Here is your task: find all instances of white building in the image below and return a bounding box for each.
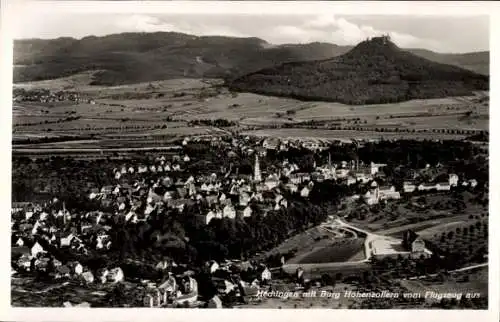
[31,242,45,257]
[436,182,451,191]
[300,187,310,198]
[223,205,236,219]
[403,182,416,193]
[449,174,459,187]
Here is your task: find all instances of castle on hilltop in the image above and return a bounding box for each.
[365,34,391,44]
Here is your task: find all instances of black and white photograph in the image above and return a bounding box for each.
[2,0,497,318]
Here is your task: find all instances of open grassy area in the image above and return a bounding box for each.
[294,238,365,264]
[13,78,488,149]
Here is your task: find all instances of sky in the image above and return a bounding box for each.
[12,13,489,53]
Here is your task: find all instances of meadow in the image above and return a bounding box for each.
[13,78,488,148]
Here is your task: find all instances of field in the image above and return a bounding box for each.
[291,238,365,264]
[13,78,488,151]
[250,226,337,263]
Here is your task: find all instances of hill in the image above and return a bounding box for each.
[14,32,488,86]
[13,33,348,85]
[228,36,489,105]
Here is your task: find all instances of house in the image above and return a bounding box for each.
[285,183,298,194]
[223,205,236,219]
[403,181,416,193]
[354,171,371,184]
[108,267,125,283]
[204,211,216,225]
[300,186,310,198]
[469,179,478,188]
[101,186,113,194]
[378,186,401,200]
[34,258,50,271]
[206,194,218,206]
[363,191,378,205]
[17,254,32,270]
[98,268,109,283]
[208,260,219,274]
[55,265,71,278]
[418,183,437,191]
[411,237,426,253]
[260,266,272,283]
[239,192,251,207]
[16,237,24,247]
[263,138,280,150]
[242,206,253,218]
[449,174,459,186]
[335,168,350,178]
[207,295,223,308]
[25,211,34,220]
[346,176,357,186]
[81,271,95,283]
[436,182,451,191]
[70,262,84,275]
[289,173,311,185]
[264,174,280,190]
[31,242,45,258]
[370,162,387,175]
[61,234,75,247]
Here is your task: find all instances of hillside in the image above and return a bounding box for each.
[14,32,488,86]
[228,36,489,105]
[13,32,348,85]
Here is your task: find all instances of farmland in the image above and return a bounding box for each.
[12,77,488,158]
[291,238,366,264]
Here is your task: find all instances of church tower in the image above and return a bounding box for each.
[254,154,262,182]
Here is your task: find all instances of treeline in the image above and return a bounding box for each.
[261,123,484,136]
[15,115,81,127]
[466,132,489,142]
[12,135,95,145]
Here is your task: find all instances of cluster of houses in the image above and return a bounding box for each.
[88,154,304,226]
[11,134,482,307]
[13,89,95,104]
[83,135,478,225]
[11,204,124,284]
[142,259,272,308]
[403,174,478,193]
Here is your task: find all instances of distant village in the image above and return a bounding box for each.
[13,88,95,104]
[11,135,481,307]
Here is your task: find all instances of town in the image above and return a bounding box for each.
[11,134,488,309]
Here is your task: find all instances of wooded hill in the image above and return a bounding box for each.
[228,36,489,105]
[14,32,488,86]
